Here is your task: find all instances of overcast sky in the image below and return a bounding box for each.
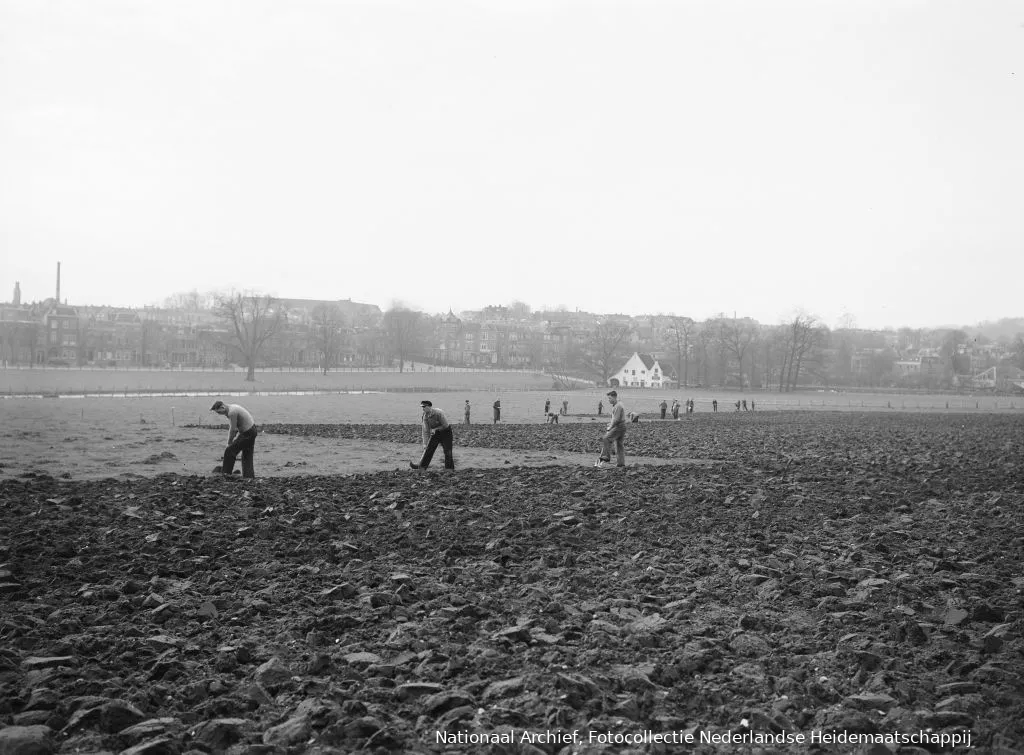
[1,0,1021,330]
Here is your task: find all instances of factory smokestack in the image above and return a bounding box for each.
[56,261,61,303]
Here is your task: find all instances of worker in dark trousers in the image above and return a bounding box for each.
[211,400,258,478]
[411,400,455,470]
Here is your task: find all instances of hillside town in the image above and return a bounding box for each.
[2,274,1023,393]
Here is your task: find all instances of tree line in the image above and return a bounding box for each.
[204,292,1020,388]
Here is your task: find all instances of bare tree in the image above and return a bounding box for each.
[582,322,632,386]
[311,303,346,374]
[867,348,898,387]
[664,316,695,388]
[714,316,759,389]
[779,314,828,392]
[696,323,715,385]
[383,307,422,372]
[2,320,36,366]
[762,328,786,391]
[940,329,968,384]
[216,292,285,381]
[353,328,382,366]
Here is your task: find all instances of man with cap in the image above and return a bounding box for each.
[210,400,258,478]
[411,400,455,470]
[595,389,627,469]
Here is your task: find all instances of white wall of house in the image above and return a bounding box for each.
[609,352,667,388]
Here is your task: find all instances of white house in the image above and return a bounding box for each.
[609,352,671,388]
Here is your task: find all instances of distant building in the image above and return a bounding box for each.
[609,352,669,388]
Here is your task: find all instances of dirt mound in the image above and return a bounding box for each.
[141,451,178,465]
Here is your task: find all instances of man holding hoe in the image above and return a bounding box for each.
[211,400,258,478]
[410,400,455,470]
[595,390,627,469]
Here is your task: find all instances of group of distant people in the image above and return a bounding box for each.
[659,399,696,419]
[542,398,571,423]
[458,398,502,426]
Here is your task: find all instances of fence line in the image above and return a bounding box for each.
[0,364,542,375]
[2,385,559,400]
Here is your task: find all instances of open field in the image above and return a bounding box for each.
[1,404,1022,753]
[0,368,556,396]
[3,368,1024,416]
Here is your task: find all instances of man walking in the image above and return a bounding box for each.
[464,400,471,425]
[211,400,258,478]
[493,399,501,424]
[544,398,550,415]
[595,390,627,469]
[713,399,718,413]
[660,399,668,419]
[411,400,455,470]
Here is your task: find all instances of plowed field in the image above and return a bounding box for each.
[1,412,1021,754]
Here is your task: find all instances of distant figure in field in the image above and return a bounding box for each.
[597,400,603,415]
[735,400,741,412]
[595,390,627,469]
[464,400,471,425]
[742,399,748,412]
[544,398,550,415]
[492,399,501,424]
[671,399,680,419]
[751,400,756,411]
[659,400,668,419]
[562,399,569,416]
[546,411,559,424]
[211,400,258,478]
[410,399,454,470]
[628,411,641,424]
[712,399,718,413]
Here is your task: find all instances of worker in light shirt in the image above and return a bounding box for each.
[595,390,627,469]
[210,400,258,478]
[410,399,455,470]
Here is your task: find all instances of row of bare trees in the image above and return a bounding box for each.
[649,315,827,391]
[215,292,834,389]
[197,291,1021,388]
[215,293,427,381]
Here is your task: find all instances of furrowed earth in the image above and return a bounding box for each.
[1,412,1022,754]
